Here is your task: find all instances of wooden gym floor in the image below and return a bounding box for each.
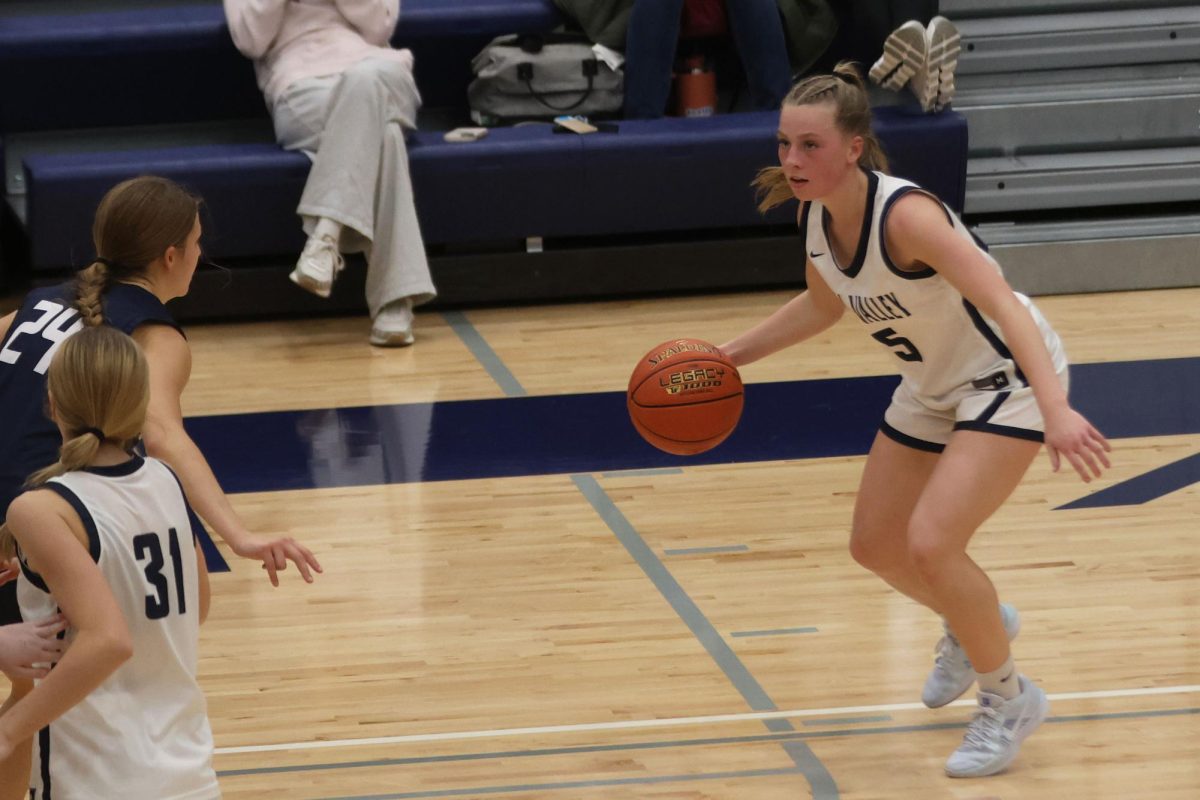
[10,284,1200,798]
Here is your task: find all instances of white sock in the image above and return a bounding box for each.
[977,656,1019,700]
[313,217,342,244]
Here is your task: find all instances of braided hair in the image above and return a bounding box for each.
[76,176,200,326]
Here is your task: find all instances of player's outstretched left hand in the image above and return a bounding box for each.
[1044,406,1111,483]
[232,534,323,586]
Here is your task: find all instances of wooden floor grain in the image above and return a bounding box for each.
[6,286,1198,798]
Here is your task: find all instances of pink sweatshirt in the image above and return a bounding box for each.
[223,0,414,106]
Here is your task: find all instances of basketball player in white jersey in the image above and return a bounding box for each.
[0,175,319,795]
[718,63,1111,778]
[0,326,219,798]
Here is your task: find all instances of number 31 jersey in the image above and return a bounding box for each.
[18,456,219,799]
[803,171,1066,406]
[0,282,182,517]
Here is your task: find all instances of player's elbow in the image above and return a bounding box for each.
[97,624,135,670]
[139,413,184,460]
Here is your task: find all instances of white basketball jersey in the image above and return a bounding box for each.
[804,171,1066,405]
[17,456,219,800]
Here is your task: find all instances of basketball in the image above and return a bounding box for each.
[627,338,744,455]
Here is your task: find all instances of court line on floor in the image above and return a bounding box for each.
[570,473,839,798]
[214,684,1200,755]
[440,311,525,397]
[217,707,1200,780]
[731,627,819,637]
[320,767,806,800]
[663,544,750,556]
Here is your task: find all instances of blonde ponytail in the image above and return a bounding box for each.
[27,431,104,487]
[24,327,150,488]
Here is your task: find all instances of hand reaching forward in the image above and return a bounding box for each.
[0,614,68,679]
[1044,406,1111,482]
[230,534,323,587]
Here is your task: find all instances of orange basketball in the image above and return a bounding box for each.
[627,338,744,455]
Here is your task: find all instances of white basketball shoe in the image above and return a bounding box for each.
[922,603,1021,708]
[945,675,1049,778]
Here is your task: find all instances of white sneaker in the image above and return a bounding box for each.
[945,675,1049,778]
[290,235,344,299]
[369,298,415,347]
[869,20,928,91]
[913,16,961,112]
[922,603,1021,708]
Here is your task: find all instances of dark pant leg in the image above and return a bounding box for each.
[849,0,939,63]
[623,0,685,119]
[892,1,939,26]
[725,0,793,108]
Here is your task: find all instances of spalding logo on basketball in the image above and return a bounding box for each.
[627,338,744,455]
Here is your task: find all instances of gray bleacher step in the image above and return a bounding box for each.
[955,7,1200,74]
[956,91,1200,157]
[965,147,1200,213]
[3,119,275,199]
[977,215,1200,294]
[976,213,1200,244]
[941,0,1196,19]
[954,63,1200,155]
[954,61,1200,105]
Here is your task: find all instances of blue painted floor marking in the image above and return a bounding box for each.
[186,358,1199,495]
[1058,452,1199,509]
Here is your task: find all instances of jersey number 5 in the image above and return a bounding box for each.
[0,300,84,375]
[871,327,924,362]
[134,529,188,619]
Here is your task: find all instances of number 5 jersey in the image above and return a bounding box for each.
[801,170,1067,407]
[18,456,219,800]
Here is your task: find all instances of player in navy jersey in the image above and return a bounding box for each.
[1,326,219,798]
[717,63,1111,778]
[0,175,320,794]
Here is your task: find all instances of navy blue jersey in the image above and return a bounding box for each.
[0,281,182,520]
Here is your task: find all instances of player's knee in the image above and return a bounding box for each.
[848,527,897,574]
[906,529,954,584]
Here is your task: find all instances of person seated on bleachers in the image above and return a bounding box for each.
[555,0,798,119]
[223,0,436,346]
